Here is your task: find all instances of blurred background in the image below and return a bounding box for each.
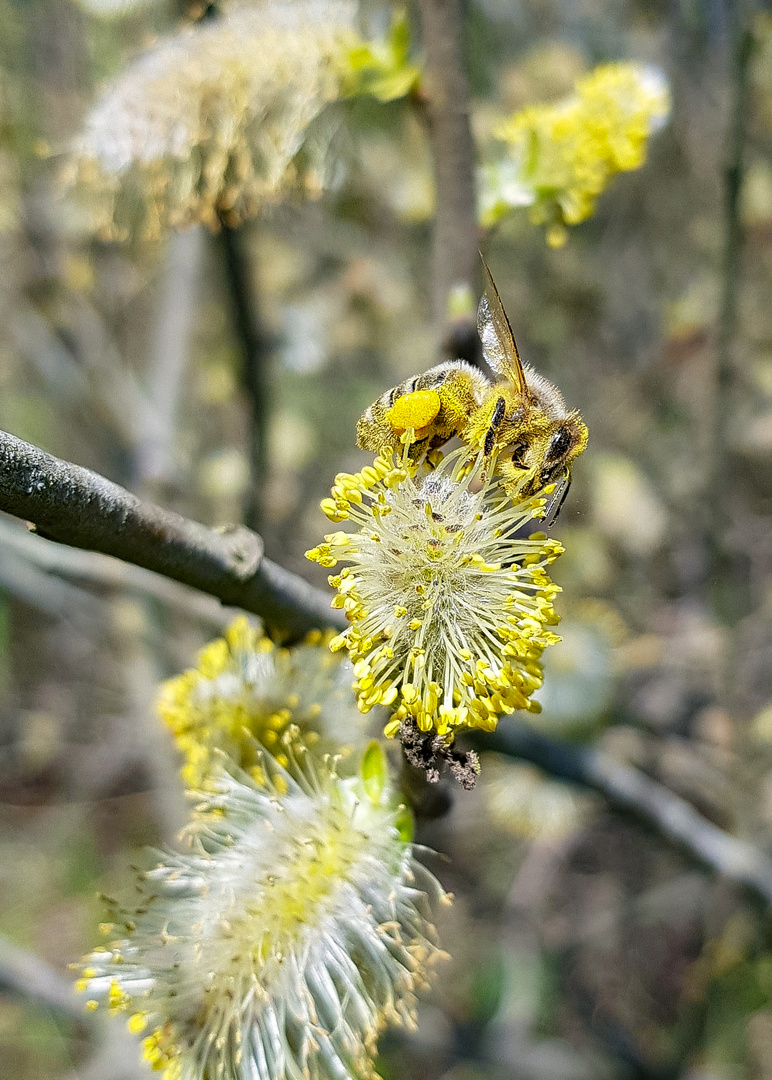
[3,0,772,1077]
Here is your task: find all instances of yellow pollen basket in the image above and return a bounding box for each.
[388,390,441,438]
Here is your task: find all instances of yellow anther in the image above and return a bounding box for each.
[128,1012,149,1034]
[325,531,351,547]
[374,456,392,477]
[320,498,347,521]
[360,466,381,486]
[384,717,401,737]
[385,468,408,489]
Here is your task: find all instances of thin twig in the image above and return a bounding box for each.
[709,1,754,513]
[220,220,270,533]
[0,430,344,639]
[480,718,772,909]
[10,304,139,452]
[115,596,189,837]
[61,1028,150,1080]
[134,227,212,836]
[716,3,753,406]
[415,0,480,362]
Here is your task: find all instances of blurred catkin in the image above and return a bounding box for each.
[64,1,358,240]
[78,743,448,1080]
[481,62,670,246]
[158,616,373,787]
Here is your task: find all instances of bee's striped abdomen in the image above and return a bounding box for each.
[356,361,490,455]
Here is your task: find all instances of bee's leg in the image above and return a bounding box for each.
[483,396,506,458]
[389,389,441,438]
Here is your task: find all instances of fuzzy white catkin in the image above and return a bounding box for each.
[78,747,448,1080]
[65,1,357,238]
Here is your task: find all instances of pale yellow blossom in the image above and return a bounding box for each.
[307,446,563,742]
[481,62,671,245]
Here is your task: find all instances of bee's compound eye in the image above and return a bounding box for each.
[545,427,572,463]
[389,390,441,435]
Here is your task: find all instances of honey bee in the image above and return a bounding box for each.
[356,259,588,514]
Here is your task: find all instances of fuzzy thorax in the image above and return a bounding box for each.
[307,446,563,739]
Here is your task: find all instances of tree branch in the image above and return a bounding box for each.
[0,935,150,1080]
[0,430,344,639]
[0,541,105,629]
[480,719,772,909]
[415,0,480,362]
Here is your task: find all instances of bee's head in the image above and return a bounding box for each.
[497,414,588,499]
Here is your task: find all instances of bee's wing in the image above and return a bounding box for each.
[478,258,526,396]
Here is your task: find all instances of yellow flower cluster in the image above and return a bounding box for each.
[158,616,367,787]
[307,447,563,742]
[483,62,670,246]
